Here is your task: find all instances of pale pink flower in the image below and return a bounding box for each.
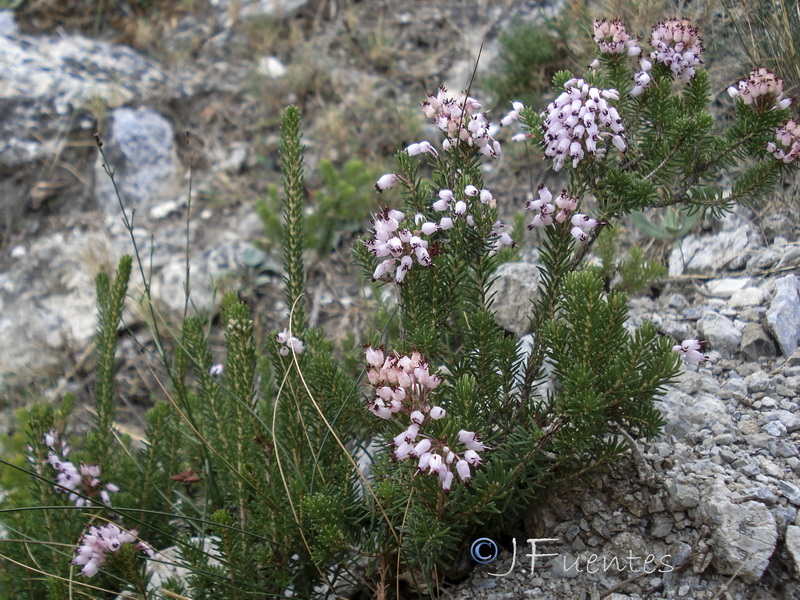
[672,339,708,363]
[277,329,304,356]
[541,78,625,171]
[375,173,399,192]
[72,524,146,578]
[406,141,438,157]
[456,459,471,483]
[766,119,800,164]
[593,19,641,56]
[429,406,446,420]
[650,19,704,82]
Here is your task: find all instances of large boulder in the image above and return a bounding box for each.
[94,107,183,219]
[0,16,187,169]
[697,481,778,583]
[765,274,800,356]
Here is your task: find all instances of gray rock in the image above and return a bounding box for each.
[765,274,800,356]
[218,0,310,19]
[665,479,700,510]
[724,376,748,395]
[761,213,795,243]
[764,410,800,433]
[777,246,800,271]
[94,108,183,218]
[0,10,17,36]
[740,323,777,361]
[697,311,741,357]
[771,505,797,531]
[698,481,778,583]
[762,420,787,437]
[778,441,800,458]
[786,525,800,575]
[728,286,766,308]
[0,27,186,168]
[668,214,757,275]
[747,247,782,272]
[745,370,773,393]
[778,481,800,505]
[741,485,779,506]
[660,390,730,440]
[649,514,673,538]
[664,292,689,309]
[0,230,108,378]
[705,277,751,298]
[488,262,539,336]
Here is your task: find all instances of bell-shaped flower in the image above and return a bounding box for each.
[375,173,398,192]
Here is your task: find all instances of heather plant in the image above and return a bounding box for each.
[2,17,798,600]
[256,158,384,258]
[590,225,668,293]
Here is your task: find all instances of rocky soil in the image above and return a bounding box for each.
[1,1,799,599]
[449,208,800,599]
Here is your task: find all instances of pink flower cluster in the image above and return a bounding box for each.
[766,119,800,164]
[431,186,514,250]
[728,67,792,111]
[41,430,119,507]
[542,78,625,172]
[672,339,708,363]
[421,86,501,157]
[500,101,525,127]
[364,347,486,492]
[73,523,154,577]
[526,184,598,242]
[650,19,704,82]
[276,329,304,356]
[364,347,442,419]
[593,19,641,56]
[365,209,432,283]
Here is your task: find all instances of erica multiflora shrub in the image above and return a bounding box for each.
[2,17,798,600]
